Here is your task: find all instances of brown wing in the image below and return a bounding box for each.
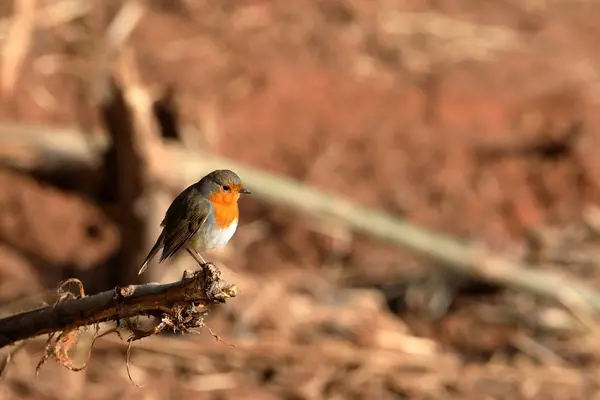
[159,186,211,262]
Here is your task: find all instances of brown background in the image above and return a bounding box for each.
[2,0,600,399]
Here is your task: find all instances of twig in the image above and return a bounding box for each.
[0,0,92,41]
[95,333,456,373]
[1,0,37,95]
[104,0,146,52]
[0,264,237,349]
[0,341,25,379]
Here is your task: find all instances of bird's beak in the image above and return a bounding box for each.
[239,187,251,195]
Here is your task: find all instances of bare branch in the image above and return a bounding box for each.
[0,264,237,349]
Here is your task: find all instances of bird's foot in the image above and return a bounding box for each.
[201,262,226,303]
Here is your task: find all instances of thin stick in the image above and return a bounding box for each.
[1,0,36,95]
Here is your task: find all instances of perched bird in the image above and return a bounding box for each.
[138,169,250,276]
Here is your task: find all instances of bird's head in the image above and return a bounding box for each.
[200,169,250,205]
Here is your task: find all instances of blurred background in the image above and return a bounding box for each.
[2,0,600,399]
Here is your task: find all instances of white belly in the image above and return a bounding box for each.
[198,219,238,251]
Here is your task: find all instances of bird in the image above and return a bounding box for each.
[138,169,250,276]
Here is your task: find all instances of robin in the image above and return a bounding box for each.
[137,169,250,276]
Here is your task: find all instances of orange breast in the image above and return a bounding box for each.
[208,192,240,229]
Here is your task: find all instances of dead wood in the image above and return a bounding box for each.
[0,263,237,349]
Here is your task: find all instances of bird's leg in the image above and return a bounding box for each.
[185,247,220,300]
[186,247,207,265]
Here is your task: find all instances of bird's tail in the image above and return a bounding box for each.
[138,230,165,275]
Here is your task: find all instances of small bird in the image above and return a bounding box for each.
[138,169,250,276]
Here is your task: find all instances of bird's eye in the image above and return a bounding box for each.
[222,185,230,191]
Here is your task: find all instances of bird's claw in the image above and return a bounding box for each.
[202,262,226,303]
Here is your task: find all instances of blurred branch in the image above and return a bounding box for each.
[96,333,453,373]
[105,45,182,285]
[1,0,36,96]
[0,265,237,349]
[2,123,600,314]
[0,0,92,40]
